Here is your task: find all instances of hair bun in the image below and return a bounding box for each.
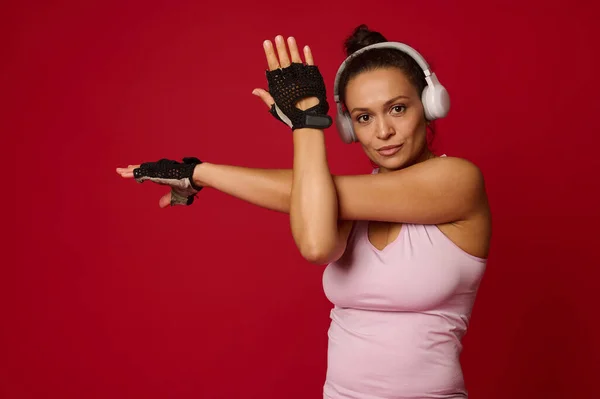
[344,24,388,56]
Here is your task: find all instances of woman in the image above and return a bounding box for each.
[117,25,491,399]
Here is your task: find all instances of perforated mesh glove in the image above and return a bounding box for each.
[133,157,203,206]
[266,63,332,131]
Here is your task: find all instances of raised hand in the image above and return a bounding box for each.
[252,35,332,131]
[116,157,203,207]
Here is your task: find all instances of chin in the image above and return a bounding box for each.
[374,155,407,172]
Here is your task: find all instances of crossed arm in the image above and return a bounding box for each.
[117,139,485,264]
[191,146,486,264]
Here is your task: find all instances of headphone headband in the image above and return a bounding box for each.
[333,42,432,103]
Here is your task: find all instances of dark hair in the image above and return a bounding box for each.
[338,25,427,106]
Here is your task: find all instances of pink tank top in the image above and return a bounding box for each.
[322,174,487,398]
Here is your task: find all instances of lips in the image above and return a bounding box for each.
[377,144,403,156]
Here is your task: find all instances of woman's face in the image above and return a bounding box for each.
[344,67,430,172]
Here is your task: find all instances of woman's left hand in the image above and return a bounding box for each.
[252,35,332,131]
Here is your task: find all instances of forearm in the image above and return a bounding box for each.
[191,149,339,259]
[191,159,366,222]
[192,162,293,213]
[290,129,339,261]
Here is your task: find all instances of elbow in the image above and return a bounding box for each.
[300,247,333,265]
[298,240,342,265]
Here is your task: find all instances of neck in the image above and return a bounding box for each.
[415,146,435,163]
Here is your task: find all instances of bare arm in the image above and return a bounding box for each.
[251,36,345,264]
[289,129,342,264]
[332,156,486,225]
[192,163,293,213]
[118,156,485,261]
[193,156,485,225]
[192,156,486,260]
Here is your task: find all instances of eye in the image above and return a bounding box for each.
[391,105,406,114]
[356,114,371,123]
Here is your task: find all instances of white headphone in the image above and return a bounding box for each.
[332,42,450,144]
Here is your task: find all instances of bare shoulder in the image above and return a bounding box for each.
[425,155,486,200]
[423,155,485,186]
[431,156,491,259]
[334,154,489,236]
[431,155,479,168]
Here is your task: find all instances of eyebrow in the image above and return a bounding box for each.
[350,95,410,114]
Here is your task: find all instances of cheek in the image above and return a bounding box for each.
[402,104,427,136]
[352,124,374,145]
[394,117,426,140]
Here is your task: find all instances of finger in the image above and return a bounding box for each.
[252,88,275,108]
[116,164,140,178]
[118,170,135,178]
[287,37,302,63]
[274,35,290,68]
[159,192,171,208]
[263,40,279,70]
[119,164,139,174]
[303,45,314,66]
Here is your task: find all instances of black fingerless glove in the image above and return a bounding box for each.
[266,63,332,131]
[133,157,203,206]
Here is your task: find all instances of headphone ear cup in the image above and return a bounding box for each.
[335,105,357,143]
[422,75,450,121]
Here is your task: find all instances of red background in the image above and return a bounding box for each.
[4,0,600,398]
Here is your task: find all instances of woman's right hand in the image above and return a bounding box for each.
[116,157,203,207]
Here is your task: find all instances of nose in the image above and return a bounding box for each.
[376,116,395,140]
